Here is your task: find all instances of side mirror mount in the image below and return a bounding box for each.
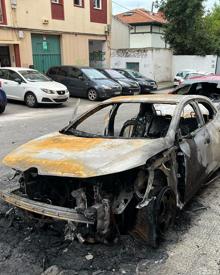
[15,78,22,84]
[78,75,85,81]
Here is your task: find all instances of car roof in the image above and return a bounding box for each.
[0,67,36,72]
[185,74,220,84]
[177,69,195,72]
[49,66,93,70]
[104,94,210,104]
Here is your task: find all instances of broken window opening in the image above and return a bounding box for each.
[63,102,177,139]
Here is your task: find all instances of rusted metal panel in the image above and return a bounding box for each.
[105,94,209,104]
[3,132,168,178]
[0,187,94,224]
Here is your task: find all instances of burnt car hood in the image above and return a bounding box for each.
[3,132,169,178]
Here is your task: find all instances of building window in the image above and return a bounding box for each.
[0,1,3,23]
[51,0,64,20]
[74,0,84,7]
[0,0,7,25]
[126,62,140,72]
[93,0,102,9]
[90,0,107,24]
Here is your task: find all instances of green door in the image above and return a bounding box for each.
[31,34,61,73]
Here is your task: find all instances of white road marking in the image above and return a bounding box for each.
[0,104,94,124]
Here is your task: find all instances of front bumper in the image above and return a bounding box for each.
[140,84,158,93]
[0,187,94,224]
[40,95,69,104]
[98,88,122,99]
[122,87,140,95]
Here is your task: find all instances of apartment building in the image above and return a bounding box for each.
[0,0,111,72]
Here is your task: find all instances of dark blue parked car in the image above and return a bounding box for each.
[0,88,7,113]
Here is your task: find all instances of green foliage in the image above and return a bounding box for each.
[205,2,220,55]
[159,0,218,55]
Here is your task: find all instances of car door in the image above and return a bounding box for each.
[0,69,24,100]
[66,67,88,97]
[47,67,58,81]
[0,69,9,95]
[6,70,26,100]
[176,101,211,201]
[196,100,220,174]
[53,67,69,87]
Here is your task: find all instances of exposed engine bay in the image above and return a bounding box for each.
[10,166,170,246]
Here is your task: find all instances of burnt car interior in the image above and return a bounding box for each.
[63,102,176,139]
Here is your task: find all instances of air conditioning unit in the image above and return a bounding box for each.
[105,24,111,34]
[11,0,17,9]
[42,19,49,25]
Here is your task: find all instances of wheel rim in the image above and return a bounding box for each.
[88,90,97,101]
[156,188,176,235]
[26,94,36,107]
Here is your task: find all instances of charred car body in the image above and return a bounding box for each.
[171,75,220,103]
[1,95,220,246]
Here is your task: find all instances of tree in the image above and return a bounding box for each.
[159,0,216,55]
[205,2,220,55]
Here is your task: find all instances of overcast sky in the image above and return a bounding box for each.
[112,0,217,14]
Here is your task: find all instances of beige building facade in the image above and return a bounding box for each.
[0,0,112,72]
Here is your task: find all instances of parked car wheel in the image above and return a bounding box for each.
[87,89,98,101]
[0,105,5,113]
[155,186,176,237]
[25,92,38,108]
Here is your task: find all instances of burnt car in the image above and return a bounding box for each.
[1,95,220,246]
[171,75,220,102]
[114,68,157,93]
[96,68,141,96]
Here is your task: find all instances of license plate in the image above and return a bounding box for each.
[134,91,140,95]
[57,95,67,98]
[114,91,121,95]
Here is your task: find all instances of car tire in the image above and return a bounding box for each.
[25,92,38,108]
[87,89,98,101]
[0,105,5,113]
[155,186,176,238]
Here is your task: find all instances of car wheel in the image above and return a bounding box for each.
[155,186,176,237]
[25,92,38,108]
[87,89,98,101]
[0,105,5,113]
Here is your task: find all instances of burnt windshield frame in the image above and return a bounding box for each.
[61,102,178,139]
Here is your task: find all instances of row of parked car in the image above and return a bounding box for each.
[0,66,157,110]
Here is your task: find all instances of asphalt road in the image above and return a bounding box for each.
[0,94,220,275]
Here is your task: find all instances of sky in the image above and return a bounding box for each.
[112,0,217,15]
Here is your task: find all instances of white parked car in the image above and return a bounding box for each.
[173,70,196,86]
[0,67,69,107]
